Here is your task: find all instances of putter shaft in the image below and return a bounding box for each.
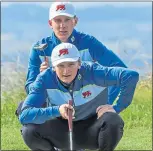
[68,100,73,150]
[69,131,73,150]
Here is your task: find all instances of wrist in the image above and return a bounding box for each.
[113,105,120,114]
[50,106,61,117]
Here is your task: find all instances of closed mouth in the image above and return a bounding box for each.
[59,31,68,34]
[63,75,71,77]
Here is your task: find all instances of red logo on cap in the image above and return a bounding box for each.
[56,5,65,11]
[82,91,91,98]
[59,49,69,56]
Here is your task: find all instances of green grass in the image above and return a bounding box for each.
[1,81,152,150]
[115,127,152,150]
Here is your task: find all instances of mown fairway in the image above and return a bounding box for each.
[1,77,152,150]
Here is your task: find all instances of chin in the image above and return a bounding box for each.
[59,36,68,42]
[64,81,71,84]
[63,80,72,84]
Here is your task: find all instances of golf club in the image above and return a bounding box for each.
[34,43,48,62]
[68,100,73,151]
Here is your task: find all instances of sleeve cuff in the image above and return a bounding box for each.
[48,106,61,117]
[113,105,121,114]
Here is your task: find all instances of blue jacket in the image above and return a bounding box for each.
[26,29,127,105]
[20,62,139,124]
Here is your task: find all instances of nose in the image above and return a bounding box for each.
[59,21,66,28]
[63,67,69,74]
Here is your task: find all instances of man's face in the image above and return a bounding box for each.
[54,61,80,84]
[49,15,77,42]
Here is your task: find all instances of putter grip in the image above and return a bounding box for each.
[68,100,73,131]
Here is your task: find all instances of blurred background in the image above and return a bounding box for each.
[1,2,152,92]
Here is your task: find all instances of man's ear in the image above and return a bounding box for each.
[48,20,52,27]
[78,60,81,69]
[73,16,78,26]
[52,67,55,71]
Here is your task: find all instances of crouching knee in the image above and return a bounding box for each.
[103,112,124,129]
[21,124,39,149]
[98,112,124,150]
[104,112,124,140]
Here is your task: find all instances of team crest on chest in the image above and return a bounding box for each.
[82,90,92,98]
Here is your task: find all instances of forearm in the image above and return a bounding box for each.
[106,50,127,104]
[92,65,139,113]
[100,45,128,104]
[113,70,139,113]
[25,47,42,93]
[108,86,120,105]
[19,106,60,124]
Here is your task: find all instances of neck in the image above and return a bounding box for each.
[53,33,68,43]
[58,72,78,89]
[59,79,74,89]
